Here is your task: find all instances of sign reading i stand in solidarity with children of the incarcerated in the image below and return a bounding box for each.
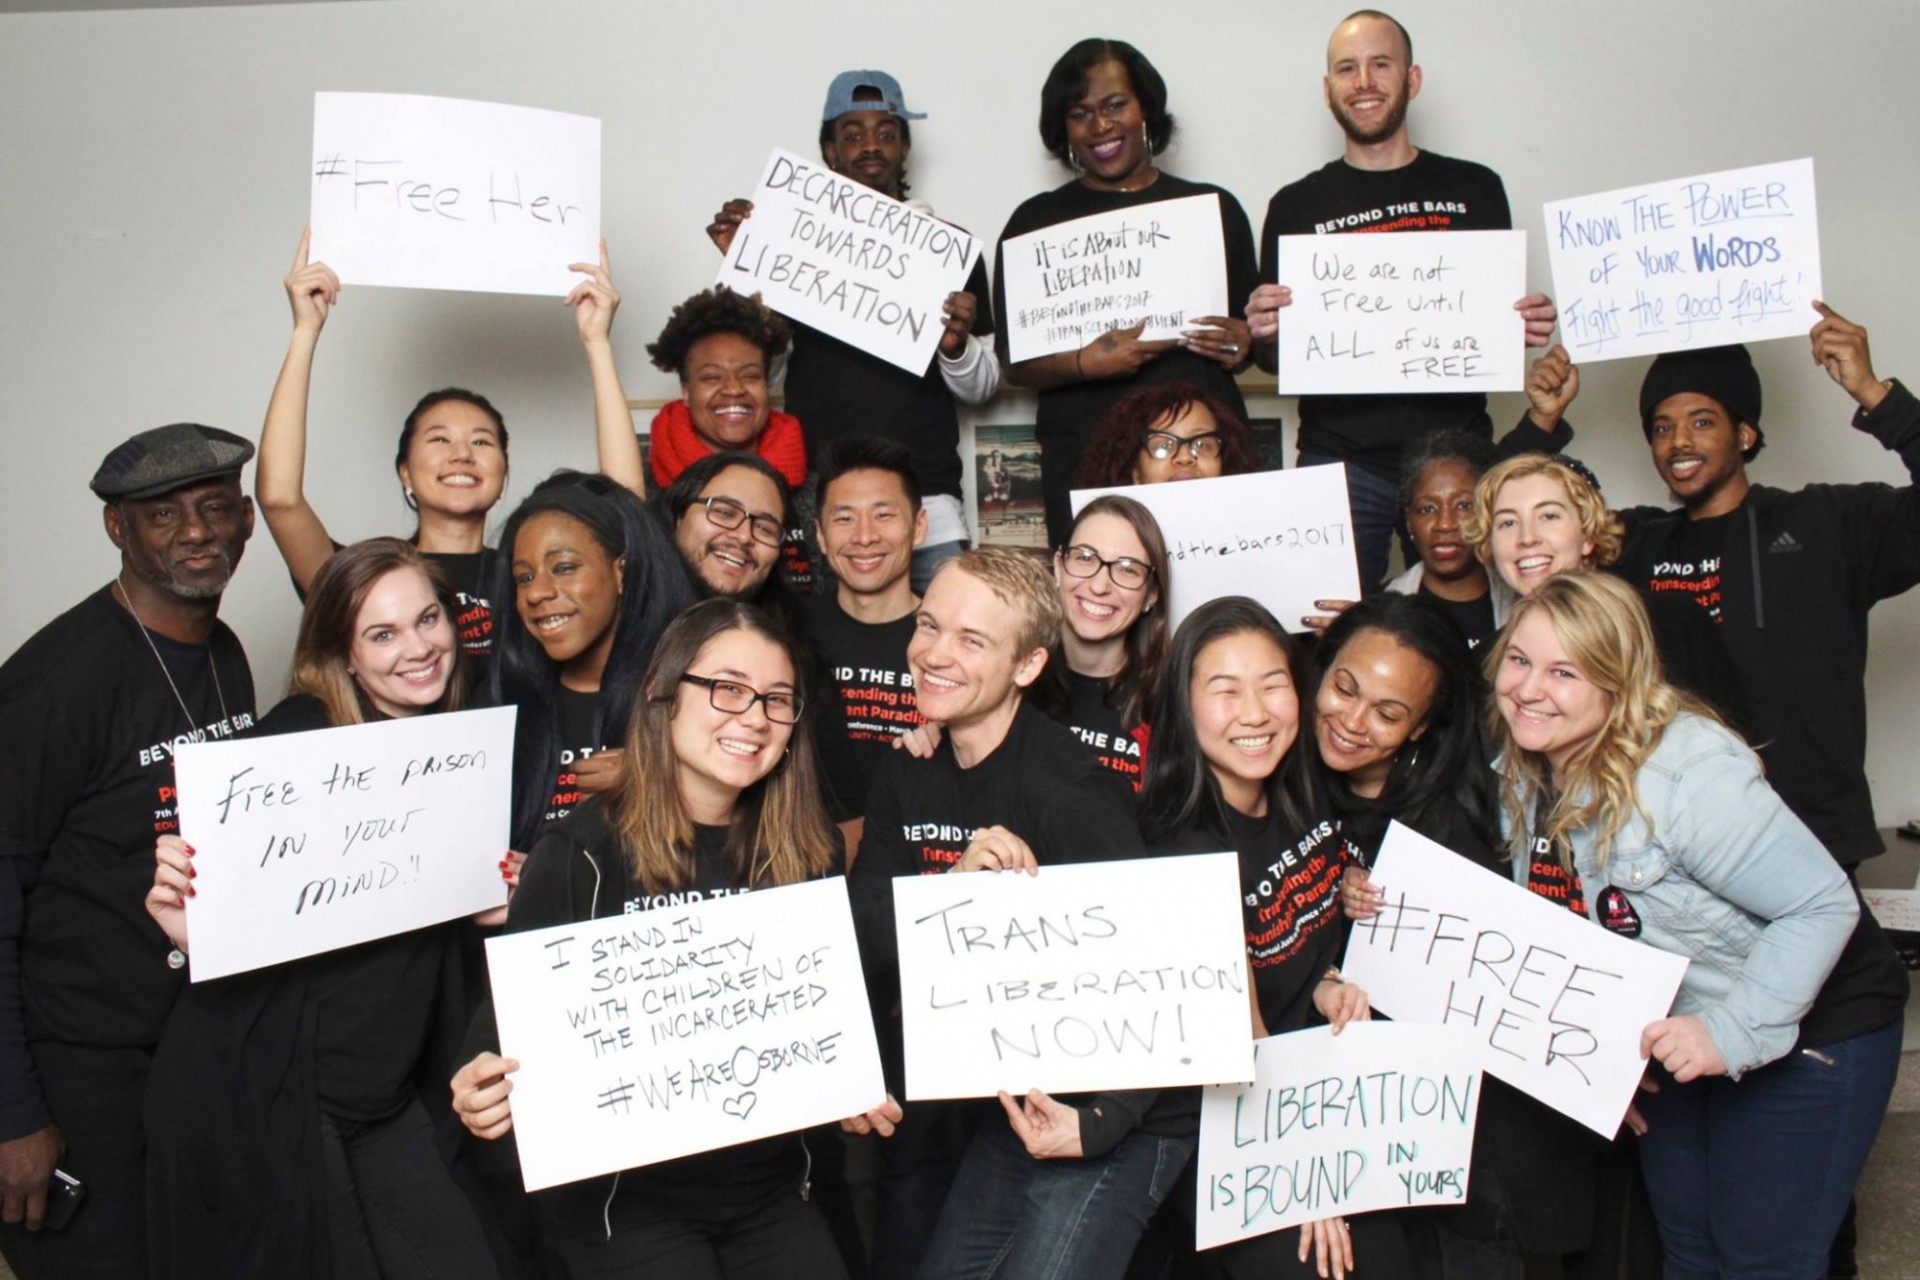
[892,853,1254,1099]
[1273,229,1528,394]
[1073,467,1361,634]
[1545,158,1822,362]
[309,92,601,296]
[1001,193,1228,363]
[716,147,982,374]
[1339,823,1689,1137]
[486,877,886,1192]
[173,706,515,982]
[1194,1022,1484,1249]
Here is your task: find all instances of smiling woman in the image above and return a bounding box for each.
[644,287,804,492]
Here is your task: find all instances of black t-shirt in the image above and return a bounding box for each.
[0,587,257,1052]
[995,174,1258,544]
[1644,510,1736,624]
[1420,582,1498,653]
[1222,808,1348,1034]
[546,685,610,826]
[1260,151,1513,477]
[801,593,924,821]
[1051,669,1149,793]
[785,257,994,502]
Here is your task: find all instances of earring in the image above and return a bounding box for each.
[1067,145,1084,176]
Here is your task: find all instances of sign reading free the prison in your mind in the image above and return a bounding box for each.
[1545,158,1821,362]
[486,877,886,1192]
[310,92,601,296]
[717,148,982,374]
[892,853,1255,1100]
[173,706,515,982]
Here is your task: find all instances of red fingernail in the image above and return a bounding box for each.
[188,885,197,897]
[185,845,196,856]
[188,866,196,879]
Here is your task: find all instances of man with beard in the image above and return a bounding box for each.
[658,451,792,612]
[0,424,258,1278]
[1249,10,1556,591]
[707,70,997,589]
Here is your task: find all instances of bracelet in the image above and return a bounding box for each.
[1321,965,1343,985]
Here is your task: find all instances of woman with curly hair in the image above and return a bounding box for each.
[643,287,805,492]
[1070,381,1259,489]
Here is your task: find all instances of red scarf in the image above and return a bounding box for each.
[648,399,808,491]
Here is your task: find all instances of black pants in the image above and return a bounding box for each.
[318,1100,499,1280]
[0,1041,150,1280]
[553,1182,847,1280]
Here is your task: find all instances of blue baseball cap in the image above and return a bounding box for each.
[821,70,926,122]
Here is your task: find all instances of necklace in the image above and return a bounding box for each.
[115,573,230,732]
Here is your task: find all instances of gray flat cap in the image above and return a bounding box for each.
[90,423,255,501]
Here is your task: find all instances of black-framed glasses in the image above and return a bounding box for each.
[679,673,802,724]
[1058,544,1155,591]
[1142,430,1223,462]
[699,496,784,548]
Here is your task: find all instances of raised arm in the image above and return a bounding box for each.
[570,241,645,495]
[256,228,343,593]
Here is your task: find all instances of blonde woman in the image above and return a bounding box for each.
[1486,572,1905,1279]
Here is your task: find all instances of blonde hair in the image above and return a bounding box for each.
[607,600,836,894]
[289,539,465,726]
[934,547,1065,657]
[1487,572,1716,870]
[1467,454,1624,571]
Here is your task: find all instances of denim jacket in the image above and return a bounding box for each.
[1502,713,1859,1079]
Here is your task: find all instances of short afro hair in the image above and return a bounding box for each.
[646,288,792,381]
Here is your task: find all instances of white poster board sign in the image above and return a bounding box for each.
[487,877,885,1192]
[717,148,981,374]
[174,706,513,981]
[1864,888,1920,933]
[1545,158,1821,362]
[310,92,601,296]
[1340,823,1688,1136]
[1274,229,1527,394]
[1073,466,1361,633]
[893,853,1253,1099]
[1002,194,1228,362]
[1195,1023,1483,1249]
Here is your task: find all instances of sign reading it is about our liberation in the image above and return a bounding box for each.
[892,853,1254,1100]
[1545,158,1821,362]
[487,877,886,1192]
[1195,1022,1483,1249]
[1002,193,1228,363]
[1339,823,1688,1137]
[174,706,514,982]
[717,148,982,374]
[1273,229,1527,394]
[1073,466,1361,634]
[309,92,601,297]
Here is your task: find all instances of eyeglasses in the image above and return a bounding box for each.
[1142,430,1224,463]
[679,674,802,724]
[699,496,784,548]
[1058,544,1155,591]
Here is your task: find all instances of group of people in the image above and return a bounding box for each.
[2,9,1914,1280]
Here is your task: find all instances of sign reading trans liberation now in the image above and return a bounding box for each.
[718,148,982,375]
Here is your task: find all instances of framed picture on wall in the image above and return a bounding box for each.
[973,423,1049,552]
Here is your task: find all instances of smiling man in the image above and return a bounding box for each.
[0,424,259,1279]
[657,452,791,611]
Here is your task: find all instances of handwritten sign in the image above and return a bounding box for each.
[486,877,885,1191]
[1864,888,1920,933]
[892,853,1253,1099]
[174,707,513,981]
[1073,467,1360,633]
[1195,1023,1482,1249]
[310,92,601,296]
[1002,194,1227,363]
[717,148,981,374]
[1340,823,1687,1137]
[1545,158,1821,361]
[1273,230,1527,394]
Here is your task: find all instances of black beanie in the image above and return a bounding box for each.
[1639,345,1764,460]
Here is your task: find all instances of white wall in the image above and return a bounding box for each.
[6,0,1919,830]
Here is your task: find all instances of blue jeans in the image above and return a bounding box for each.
[1298,452,1409,595]
[1635,1018,1902,1280]
[917,1119,1192,1280]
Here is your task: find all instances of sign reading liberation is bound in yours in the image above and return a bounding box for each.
[718,148,981,374]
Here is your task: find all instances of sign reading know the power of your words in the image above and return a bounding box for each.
[173,707,514,982]
[892,853,1254,1099]
[1073,466,1361,634]
[1545,158,1822,362]
[1273,229,1528,394]
[487,878,885,1192]
[1195,1023,1484,1249]
[1339,823,1688,1137]
[1001,193,1228,363]
[717,147,982,374]
[310,92,602,297]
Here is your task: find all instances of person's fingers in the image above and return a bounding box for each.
[22,1185,46,1233]
[600,238,611,273]
[1811,300,1837,321]
[293,226,311,272]
[998,1091,1035,1147]
[1298,1222,1314,1264]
